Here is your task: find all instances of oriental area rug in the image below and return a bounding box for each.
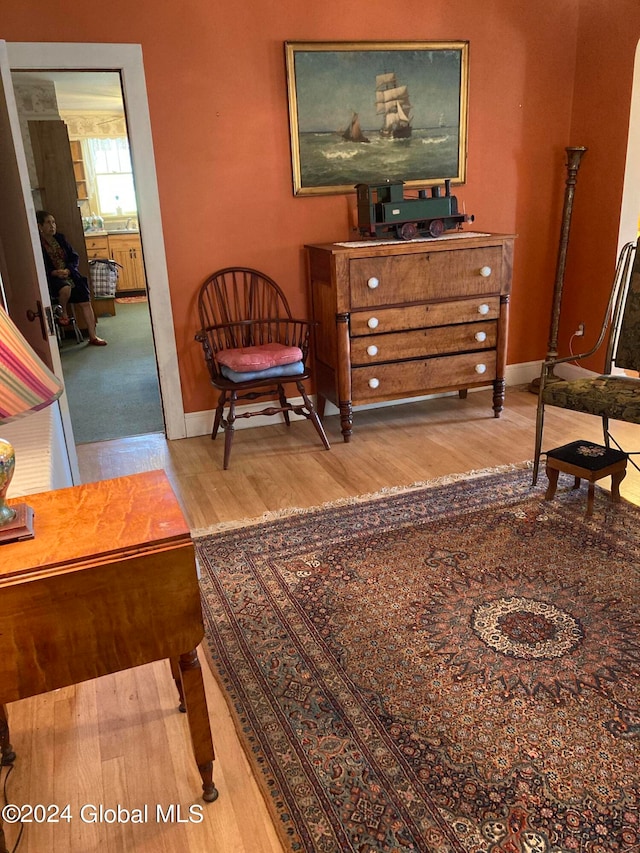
[194,466,639,853]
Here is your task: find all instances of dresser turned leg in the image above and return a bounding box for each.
[0,822,8,853]
[492,378,505,418]
[339,401,353,442]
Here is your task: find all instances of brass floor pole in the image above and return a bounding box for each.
[529,146,587,393]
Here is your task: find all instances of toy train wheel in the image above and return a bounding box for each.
[398,222,418,240]
[429,219,445,237]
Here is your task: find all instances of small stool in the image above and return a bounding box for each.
[94,296,116,317]
[545,440,628,516]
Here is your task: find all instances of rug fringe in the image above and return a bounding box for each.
[191,460,534,537]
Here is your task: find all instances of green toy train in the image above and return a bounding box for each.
[355,179,474,240]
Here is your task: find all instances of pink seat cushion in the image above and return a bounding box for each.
[216,342,303,373]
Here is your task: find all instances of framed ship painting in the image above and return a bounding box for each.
[285,41,469,196]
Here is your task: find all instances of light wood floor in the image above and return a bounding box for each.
[4,387,639,852]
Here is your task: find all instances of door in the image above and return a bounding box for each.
[29,118,90,278]
[7,42,187,441]
[0,41,79,481]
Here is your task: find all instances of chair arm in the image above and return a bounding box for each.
[195,318,314,365]
[541,240,636,377]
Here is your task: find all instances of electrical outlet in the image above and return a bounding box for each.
[575,322,585,337]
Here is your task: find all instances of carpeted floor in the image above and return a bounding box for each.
[195,466,639,853]
[59,301,164,443]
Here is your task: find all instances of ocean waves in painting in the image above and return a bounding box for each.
[298,128,460,190]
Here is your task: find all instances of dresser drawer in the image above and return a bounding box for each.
[350,246,503,308]
[350,321,497,365]
[352,351,498,403]
[350,296,500,336]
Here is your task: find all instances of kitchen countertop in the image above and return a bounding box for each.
[84,229,140,236]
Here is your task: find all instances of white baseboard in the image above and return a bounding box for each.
[5,404,74,497]
[184,360,599,439]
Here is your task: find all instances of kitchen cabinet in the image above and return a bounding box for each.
[107,233,146,292]
[306,233,515,441]
[84,235,110,259]
[84,235,116,318]
[84,233,146,293]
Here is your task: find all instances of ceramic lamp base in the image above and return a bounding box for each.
[0,436,17,523]
[0,502,34,544]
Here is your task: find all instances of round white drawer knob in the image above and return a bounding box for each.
[367,317,379,329]
[367,276,380,289]
[367,345,379,356]
[479,266,492,277]
[477,303,490,315]
[475,363,487,374]
[475,331,487,342]
[368,377,380,389]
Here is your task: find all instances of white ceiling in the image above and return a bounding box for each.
[12,71,124,112]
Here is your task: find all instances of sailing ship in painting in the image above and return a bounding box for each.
[342,111,370,143]
[376,71,412,139]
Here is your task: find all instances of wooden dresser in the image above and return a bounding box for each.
[306,233,515,441]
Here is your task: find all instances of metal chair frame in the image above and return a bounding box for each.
[533,240,640,483]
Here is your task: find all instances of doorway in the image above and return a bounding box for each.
[7,42,187,444]
[12,69,164,443]
[618,39,640,250]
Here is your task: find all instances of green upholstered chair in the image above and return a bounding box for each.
[195,267,330,469]
[532,240,640,483]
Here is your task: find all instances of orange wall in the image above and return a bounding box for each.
[4,1,638,414]
[559,1,640,369]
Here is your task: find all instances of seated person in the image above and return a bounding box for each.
[36,210,107,347]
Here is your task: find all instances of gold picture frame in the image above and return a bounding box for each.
[285,40,469,197]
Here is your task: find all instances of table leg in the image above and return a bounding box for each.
[0,706,15,766]
[178,650,218,802]
[0,706,12,853]
[169,657,186,712]
[586,482,595,516]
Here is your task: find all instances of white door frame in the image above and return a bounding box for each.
[7,42,186,440]
[618,39,640,252]
[0,39,77,487]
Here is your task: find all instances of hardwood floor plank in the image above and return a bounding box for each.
[5,387,637,851]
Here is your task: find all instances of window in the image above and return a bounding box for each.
[87,138,137,215]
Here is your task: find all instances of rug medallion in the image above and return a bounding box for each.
[195,468,639,853]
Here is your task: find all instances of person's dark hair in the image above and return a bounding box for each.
[36,210,53,225]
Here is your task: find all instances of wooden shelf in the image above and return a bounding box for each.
[69,139,88,205]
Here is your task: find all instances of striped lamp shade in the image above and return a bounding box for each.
[0,305,63,424]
